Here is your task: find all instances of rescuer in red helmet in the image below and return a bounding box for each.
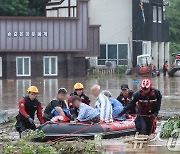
[118,79,162,135]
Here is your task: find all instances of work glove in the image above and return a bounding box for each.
[27,117,35,124]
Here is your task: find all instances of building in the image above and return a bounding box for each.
[88,0,169,69]
[0,0,100,79]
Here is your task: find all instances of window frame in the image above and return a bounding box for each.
[158,7,162,23]
[16,57,31,77]
[153,6,157,23]
[97,43,128,66]
[43,56,58,76]
[0,57,2,77]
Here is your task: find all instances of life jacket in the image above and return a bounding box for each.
[43,98,67,119]
[137,89,158,114]
[117,90,133,107]
[18,96,40,120]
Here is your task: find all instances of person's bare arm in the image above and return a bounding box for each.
[55,106,65,116]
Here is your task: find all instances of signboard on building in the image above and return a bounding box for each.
[7,32,48,37]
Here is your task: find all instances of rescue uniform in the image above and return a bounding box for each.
[68,92,90,107]
[117,90,136,114]
[43,98,67,122]
[15,96,44,133]
[119,89,162,135]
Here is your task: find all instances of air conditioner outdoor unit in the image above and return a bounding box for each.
[105,61,117,69]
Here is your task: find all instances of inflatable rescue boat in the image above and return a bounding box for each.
[35,116,136,142]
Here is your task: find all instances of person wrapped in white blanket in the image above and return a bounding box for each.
[91,84,113,122]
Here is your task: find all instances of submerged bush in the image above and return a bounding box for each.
[160,117,180,138]
[3,140,103,154]
[2,129,103,154]
[114,66,128,75]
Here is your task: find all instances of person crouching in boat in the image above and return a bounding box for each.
[43,88,70,122]
[91,84,113,122]
[117,84,136,116]
[68,82,91,108]
[15,86,44,137]
[72,96,100,123]
[118,79,162,135]
[102,90,126,121]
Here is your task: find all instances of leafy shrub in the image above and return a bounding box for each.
[160,117,180,138]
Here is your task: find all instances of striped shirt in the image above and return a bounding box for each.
[95,93,113,122]
[77,103,99,122]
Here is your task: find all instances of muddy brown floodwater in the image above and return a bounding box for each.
[0,75,179,153]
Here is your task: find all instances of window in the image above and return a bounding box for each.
[97,44,128,66]
[16,57,31,76]
[0,57,2,77]
[118,44,128,65]
[153,6,157,22]
[158,7,162,23]
[98,45,106,65]
[142,42,148,54]
[108,45,117,60]
[43,56,58,76]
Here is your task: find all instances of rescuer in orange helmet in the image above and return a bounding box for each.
[68,83,91,108]
[15,86,44,137]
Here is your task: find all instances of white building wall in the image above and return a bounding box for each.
[159,42,165,69]
[88,0,132,68]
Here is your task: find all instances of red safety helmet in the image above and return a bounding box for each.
[140,79,152,90]
[51,116,70,123]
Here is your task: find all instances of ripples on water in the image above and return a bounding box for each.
[0,76,179,112]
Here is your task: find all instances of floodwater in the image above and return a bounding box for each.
[0,75,179,115]
[0,75,179,153]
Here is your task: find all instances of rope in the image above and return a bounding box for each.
[48,121,102,143]
[47,114,155,143]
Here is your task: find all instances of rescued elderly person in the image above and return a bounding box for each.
[91,84,113,122]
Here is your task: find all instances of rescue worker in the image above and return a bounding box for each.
[117,84,136,115]
[43,88,69,122]
[68,83,90,107]
[103,90,125,121]
[91,84,113,122]
[163,60,168,76]
[118,79,162,135]
[15,86,44,136]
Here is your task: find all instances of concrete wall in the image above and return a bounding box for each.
[88,0,132,67]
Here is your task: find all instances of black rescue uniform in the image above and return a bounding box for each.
[119,89,162,135]
[68,92,90,107]
[117,90,136,114]
[43,98,67,122]
[15,96,44,133]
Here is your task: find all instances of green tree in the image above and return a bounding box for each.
[28,0,50,16]
[0,0,50,16]
[166,0,180,53]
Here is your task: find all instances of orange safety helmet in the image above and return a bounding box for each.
[27,86,39,94]
[140,79,152,90]
[74,83,84,90]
